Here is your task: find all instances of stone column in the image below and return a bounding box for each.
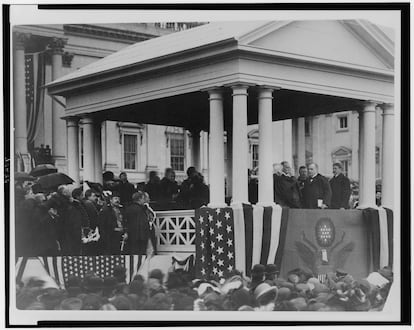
[380,103,394,208]
[226,129,233,198]
[208,89,226,207]
[191,129,201,171]
[358,111,364,204]
[66,118,80,185]
[13,32,29,157]
[82,117,95,191]
[48,38,67,168]
[359,101,377,208]
[297,117,306,168]
[94,121,103,184]
[231,85,249,204]
[257,87,275,205]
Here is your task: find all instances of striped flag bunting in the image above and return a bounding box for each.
[16,255,147,288]
[195,204,289,280]
[363,207,393,271]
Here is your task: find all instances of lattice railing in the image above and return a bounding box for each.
[154,209,196,253]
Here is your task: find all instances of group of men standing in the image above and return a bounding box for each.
[273,161,351,209]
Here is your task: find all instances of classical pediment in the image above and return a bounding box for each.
[245,20,393,70]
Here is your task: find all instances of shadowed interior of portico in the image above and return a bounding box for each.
[92,88,363,131]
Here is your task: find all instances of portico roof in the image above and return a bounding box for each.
[47,20,395,130]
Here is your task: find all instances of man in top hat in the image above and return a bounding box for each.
[99,192,127,255]
[329,162,351,209]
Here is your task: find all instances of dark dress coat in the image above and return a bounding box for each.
[36,212,61,256]
[82,199,101,255]
[302,174,332,209]
[274,174,301,208]
[59,198,87,256]
[329,173,351,209]
[159,178,179,209]
[15,198,39,257]
[144,180,161,202]
[118,181,136,206]
[188,182,209,209]
[99,205,126,255]
[124,203,151,255]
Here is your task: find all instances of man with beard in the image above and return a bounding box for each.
[99,192,127,255]
[124,191,151,255]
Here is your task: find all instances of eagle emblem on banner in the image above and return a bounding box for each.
[295,217,355,276]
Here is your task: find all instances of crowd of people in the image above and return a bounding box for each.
[249,161,354,209]
[14,167,209,257]
[16,263,393,311]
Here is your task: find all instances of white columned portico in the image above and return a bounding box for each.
[207,89,226,207]
[359,101,377,208]
[94,122,103,184]
[231,85,249,204]
[257,87,275,205]
[13,33,29,158]
[191,129,201,171]
[380,103,394,208]
[66,118,80,185]
[82,117,95,190]
[49,38,67,168]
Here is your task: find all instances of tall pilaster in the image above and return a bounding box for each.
[297,117,306,168]
[190,129,201,171]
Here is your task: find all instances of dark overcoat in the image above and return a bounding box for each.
[99,205,125,255]
[124,203,150,255]
[329,173,351,209]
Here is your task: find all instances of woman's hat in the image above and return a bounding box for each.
[253,282,278,301]
[196,282,222,297]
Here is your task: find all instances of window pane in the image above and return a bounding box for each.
[170,134,184,171]
[123,134,137,170]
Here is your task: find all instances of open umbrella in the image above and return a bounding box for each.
[14,172,36,182]
[34,172,74,192]
[30,164,58,177]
